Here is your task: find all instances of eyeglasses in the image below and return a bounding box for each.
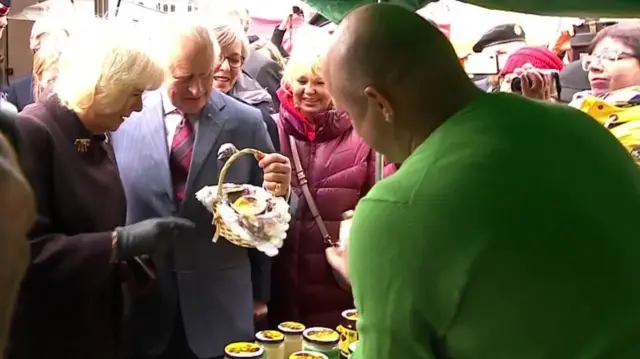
[217,54,244,69]
[581,51,636,71]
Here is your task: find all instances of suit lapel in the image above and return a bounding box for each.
[185,92,229,195]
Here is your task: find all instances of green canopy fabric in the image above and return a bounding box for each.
[306,0,640,23]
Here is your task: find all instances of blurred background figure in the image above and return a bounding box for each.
[5,16,70,111]
[0,0,15,113]
[558,60,591,103]
[496,46,564,99]
[251,39,287,69]
[31,31,68,103]
[569,22,640,164]
[0,109,34,355]
[271,6,306,58]
[0,0,9,39]
[578,22,640,100]
[472,23,527,90]
[228,6,285,109]
[211,23,280,150]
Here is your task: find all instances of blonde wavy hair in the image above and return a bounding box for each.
[252,39,287,69]
[281,26,332,87]
[54,19,164,116]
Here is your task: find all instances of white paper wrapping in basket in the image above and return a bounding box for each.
[195,184,291,257]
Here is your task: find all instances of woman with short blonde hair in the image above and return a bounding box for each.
[7,19,189,359]
[54,20,164,129]
[268,30,394,329]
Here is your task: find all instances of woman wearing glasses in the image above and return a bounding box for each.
[211,23,280,151]
[570,22,640,164]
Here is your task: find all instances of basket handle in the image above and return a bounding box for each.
[216,148,265,199]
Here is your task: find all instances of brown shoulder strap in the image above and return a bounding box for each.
[288,136,334,247]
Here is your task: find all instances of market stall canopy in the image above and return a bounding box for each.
[305,0,640,23]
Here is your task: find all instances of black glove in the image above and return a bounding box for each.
[115,217,195,260]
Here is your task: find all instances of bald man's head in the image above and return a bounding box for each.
[323,3,479,163]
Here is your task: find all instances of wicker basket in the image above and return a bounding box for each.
[211,148,267,247]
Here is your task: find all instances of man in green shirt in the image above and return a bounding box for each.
[323,4,640,359]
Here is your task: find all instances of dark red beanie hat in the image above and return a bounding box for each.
[500,46,564,75]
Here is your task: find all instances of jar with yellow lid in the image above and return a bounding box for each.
[256,330,285,359]
[347,341,358,358]
[224,342,264,359]
[289,351,329,359]
[278,321,305,358]
[339,211,354,249]
[336,309,358,358]
[302,327,340,359]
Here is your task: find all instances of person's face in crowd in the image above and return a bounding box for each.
[213,41,244,93]
[586,36,640,95]
[292,72,332,117]
[166,37,214,115]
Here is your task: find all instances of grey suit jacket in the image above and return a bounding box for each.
[111,90,274,358]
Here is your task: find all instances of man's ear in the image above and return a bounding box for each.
[363,86,394,123]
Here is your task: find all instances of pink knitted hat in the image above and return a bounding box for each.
[500,46,564,75]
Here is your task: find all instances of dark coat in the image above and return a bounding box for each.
[4,74,34,112]
[6,96,127,359]
[230,71,280,151]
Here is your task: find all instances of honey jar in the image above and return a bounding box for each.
[337,309,358,358]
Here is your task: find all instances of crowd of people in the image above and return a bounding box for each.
[0,1,639,359]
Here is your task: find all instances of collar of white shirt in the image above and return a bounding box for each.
[161,89,178,116]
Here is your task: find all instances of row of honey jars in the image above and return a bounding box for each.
[336,309,358,358]
[224,316,352,359]
[224,344,331,359]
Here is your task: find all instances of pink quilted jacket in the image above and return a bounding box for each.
[268,92,394,329]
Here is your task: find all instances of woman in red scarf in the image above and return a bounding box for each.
[268,35,393,329]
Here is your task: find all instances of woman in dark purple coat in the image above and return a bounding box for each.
[6,22,193,359]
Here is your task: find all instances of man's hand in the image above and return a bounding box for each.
[259,153,292,198]
[253,301,268,318]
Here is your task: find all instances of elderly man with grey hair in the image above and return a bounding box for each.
[112,19,292,359]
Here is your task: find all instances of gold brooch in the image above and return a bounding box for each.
[74,139,91,153]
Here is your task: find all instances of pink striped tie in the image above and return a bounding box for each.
[169,117,194,203]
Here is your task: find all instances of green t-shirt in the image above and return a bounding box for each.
[349,93,640,359]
